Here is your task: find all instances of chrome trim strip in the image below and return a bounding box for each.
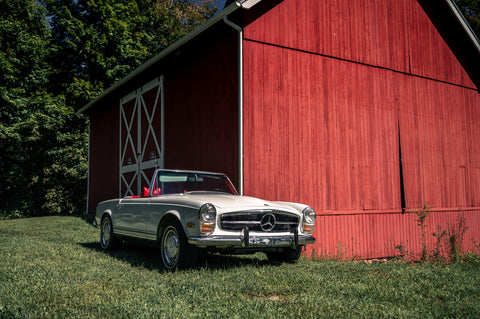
[115,226,157,241]
[221,210,299,217]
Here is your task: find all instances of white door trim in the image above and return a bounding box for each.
[119,76,164,197]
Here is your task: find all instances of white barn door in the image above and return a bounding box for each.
[119,76,164,197]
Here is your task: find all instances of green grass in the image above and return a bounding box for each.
[1,216,480,318]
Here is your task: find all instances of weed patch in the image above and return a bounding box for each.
[395,203,475,264]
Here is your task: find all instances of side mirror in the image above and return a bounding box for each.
[142,187,150,197]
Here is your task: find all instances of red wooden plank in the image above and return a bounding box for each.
[164,26,239,186]
[244,0,475,88]
[88,100,120,212]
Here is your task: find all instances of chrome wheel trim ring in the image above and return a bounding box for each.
[162,227,179,267]
[101,219,111,247]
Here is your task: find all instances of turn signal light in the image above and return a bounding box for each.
[201,222,215,234]
[303,223,315,234]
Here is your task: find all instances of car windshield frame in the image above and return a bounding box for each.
[151,170,239,196]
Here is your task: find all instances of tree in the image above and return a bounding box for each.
[456,0,480,37]
[45,0,218,109]
[0,0,88,218]
[0,0,219,218]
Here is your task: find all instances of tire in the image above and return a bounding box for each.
[159,220,198,270]
[100,216,117,250]
[266,246,303,263]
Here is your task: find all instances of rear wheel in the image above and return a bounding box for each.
[100,216,117,250]
[159,220,198,270]
[266,246,303,263]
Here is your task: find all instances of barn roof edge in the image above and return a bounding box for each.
[444,0,480,53]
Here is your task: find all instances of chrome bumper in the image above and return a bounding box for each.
[189,232,315,248]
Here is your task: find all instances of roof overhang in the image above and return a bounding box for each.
[237,0,263,9]
[418,0,480,90]
[77,0,262,115]
[444,0,480,53]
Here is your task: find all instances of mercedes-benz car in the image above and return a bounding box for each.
[96,169,316,269]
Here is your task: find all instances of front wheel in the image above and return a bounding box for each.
[100,216,117,250]
[266,246,303,263]
[159,220,198,270]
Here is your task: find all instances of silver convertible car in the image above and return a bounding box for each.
[96,169,316,269]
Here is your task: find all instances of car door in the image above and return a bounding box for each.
[115,197,150,239]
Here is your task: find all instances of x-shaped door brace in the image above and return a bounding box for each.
[119,76,164,197]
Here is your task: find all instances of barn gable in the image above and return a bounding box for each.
[243,0,476,88]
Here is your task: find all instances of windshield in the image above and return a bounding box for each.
[152,171,238,195]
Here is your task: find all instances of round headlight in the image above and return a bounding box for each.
[303,207,316,224]
[199,203,216,222]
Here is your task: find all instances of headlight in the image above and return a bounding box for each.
[199,203,216,221]
[303,207,316,223]
[199,203,216,234]
[302,207,316,234]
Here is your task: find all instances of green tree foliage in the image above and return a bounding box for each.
[0,0,218,218]
[45,0,218,109]
[0,0,88,218]
[456,0,480,37]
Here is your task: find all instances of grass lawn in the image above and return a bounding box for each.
[1,216,479,318]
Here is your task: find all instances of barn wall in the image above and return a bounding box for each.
[243,0,480,259]
[87,24,239,212]
[305,209,480,260]
[164,24,239,187]
[88,100,120,213]
[243,42,402,211]
[400,77,480,208]
[244,0,475,89]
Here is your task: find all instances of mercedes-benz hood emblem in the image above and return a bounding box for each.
[260,213,276,232]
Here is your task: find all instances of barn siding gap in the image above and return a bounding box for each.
[243,37,478,92]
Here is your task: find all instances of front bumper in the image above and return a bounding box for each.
[189,229,315,248]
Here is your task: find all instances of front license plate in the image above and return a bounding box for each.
[249,237,291,246]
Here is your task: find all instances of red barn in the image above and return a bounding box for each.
[79,0,480,259]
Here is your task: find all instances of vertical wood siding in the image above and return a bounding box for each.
[164,24,239,187]
[243,0,480,258]
[88,101,120,213]
[304,209,480,260]
[399,78,480,209]
[87,24,239,211]
[244,0,475,89]
[244,42,403,212]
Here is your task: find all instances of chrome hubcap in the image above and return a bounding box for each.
[162,227,179,266]
[102,220,111,245]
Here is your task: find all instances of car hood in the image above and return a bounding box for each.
[191,194,274,209]
[150,193,301,214]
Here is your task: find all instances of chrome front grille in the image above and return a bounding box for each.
[220,210,299,232]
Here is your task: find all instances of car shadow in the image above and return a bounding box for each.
[79,241,276,272]
[78,214,96,225]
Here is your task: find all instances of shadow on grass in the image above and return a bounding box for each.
[79,241,275,272]
[77,214,96,225]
